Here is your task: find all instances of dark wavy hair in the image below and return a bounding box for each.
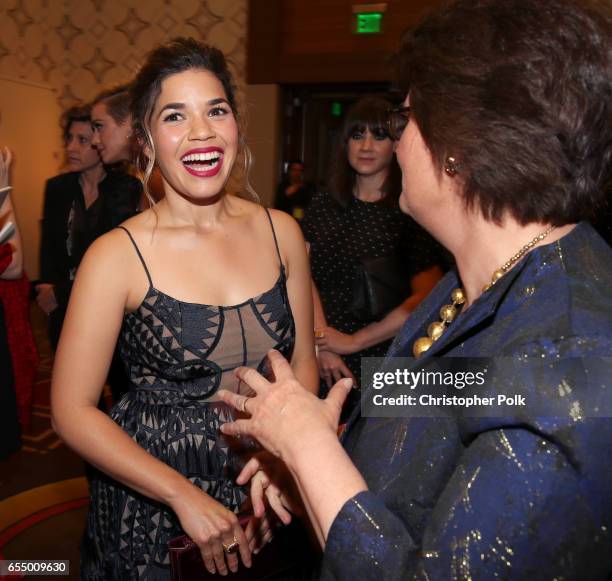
[92,84,131,125]
[396,0,611,225]
[328,97,402,208]
[60,104,91,144]
[129,37,252,201]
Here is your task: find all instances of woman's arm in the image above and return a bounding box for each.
[51,231,252,575]
[37,180,69,314]
[316,265,443,355]
[312,279,356,387]
[221,344,612,580]
[269,210,319,394]
[220,351,367,538]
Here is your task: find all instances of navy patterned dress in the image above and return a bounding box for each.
[81,210,295,580]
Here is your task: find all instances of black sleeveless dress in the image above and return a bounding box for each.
[81,210,296,580]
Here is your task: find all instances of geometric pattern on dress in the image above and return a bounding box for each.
[252,269,293,342]
[83,271,294,579]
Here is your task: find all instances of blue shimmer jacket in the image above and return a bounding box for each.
[320,223,612,580]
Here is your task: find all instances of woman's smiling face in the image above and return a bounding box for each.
[148,69,238,202]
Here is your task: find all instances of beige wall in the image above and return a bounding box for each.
[0,0,246,107]
[0,0,287,280]
[0,76,63,279]
[244,84,281,207]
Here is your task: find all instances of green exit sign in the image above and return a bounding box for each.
[355,12,383,34]
[353,3,387,35]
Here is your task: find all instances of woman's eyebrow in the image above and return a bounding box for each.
[157,98,229,118]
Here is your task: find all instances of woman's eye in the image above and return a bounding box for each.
[351,132,363,140]
[79,137,88,144]
[209,106,230,117]
[163,112,182,122]
[92,123,102,132]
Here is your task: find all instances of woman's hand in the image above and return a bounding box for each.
[243,512,275,555]
[170,484,252,575]
[218,350,353,462]
[36,283,58,315]
[238,451,305,525]
[317,350,357,389]
[315,326,363,355]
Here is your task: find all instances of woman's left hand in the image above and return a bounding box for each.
[218,350,353,462]
[315,326,362,355]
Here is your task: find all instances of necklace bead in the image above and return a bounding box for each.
[427,321,445,341]
[412,226,555,358]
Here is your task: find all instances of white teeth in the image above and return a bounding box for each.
[182,151,221,162]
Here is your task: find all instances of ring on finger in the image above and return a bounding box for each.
[241,397,251,414]
[223,536,240,554]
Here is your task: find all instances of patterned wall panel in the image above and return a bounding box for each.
[0,0,247,109]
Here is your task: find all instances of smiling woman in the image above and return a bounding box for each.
[50,37,318,580]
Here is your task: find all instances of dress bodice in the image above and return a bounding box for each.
[119,273,295,404]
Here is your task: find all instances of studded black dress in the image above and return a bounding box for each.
[81,210,295,580]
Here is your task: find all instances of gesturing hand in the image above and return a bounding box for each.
[238,451,304,527]
[218,349,353,462]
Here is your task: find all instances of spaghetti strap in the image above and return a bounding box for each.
[263,208,284,270]
[116,226,153,287]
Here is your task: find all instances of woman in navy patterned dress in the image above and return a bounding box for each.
[51,38,318,580]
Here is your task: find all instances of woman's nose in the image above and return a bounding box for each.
[361,134,374,150]
[188,116,215,141]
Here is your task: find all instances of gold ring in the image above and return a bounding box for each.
[314,329,325,339]
[223,537,239,554]
[241,397,250,414]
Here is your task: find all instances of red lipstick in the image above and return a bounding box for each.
[181,147,224,178]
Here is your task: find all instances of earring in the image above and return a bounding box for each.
[444,156,458,177]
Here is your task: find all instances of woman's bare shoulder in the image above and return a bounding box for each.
[265,207,304,241]
[115,206,159,235]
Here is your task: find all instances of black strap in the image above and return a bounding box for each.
[116,226,153,287]
[263,208,284,270]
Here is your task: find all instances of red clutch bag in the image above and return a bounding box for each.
[168,514,296,580]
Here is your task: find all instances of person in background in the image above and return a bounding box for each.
[219,0,612,578]
[302,97,443,416]
[91,84,160,209]
[91,84,136,168]
[37,105,140,353]
[0,146,38,444]
[274,159,315,220]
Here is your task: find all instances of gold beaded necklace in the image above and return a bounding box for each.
[412,226,555,358]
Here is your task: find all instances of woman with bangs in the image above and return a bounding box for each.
[51,38,317,579]
[302,97,443,416]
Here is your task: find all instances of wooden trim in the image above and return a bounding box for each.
[247,0,282,84]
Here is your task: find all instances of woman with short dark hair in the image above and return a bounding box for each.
[220,0,612,578]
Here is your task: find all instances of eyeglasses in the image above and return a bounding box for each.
[387,106,411,141]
